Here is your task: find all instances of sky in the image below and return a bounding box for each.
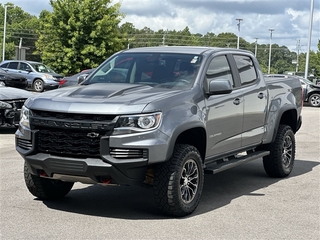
[1,0,320,52]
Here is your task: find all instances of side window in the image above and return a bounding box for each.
[0,62,8,68]
[19,63,29,71]
[7,62,19,70]
[233,55,257,85]
[206,55,234,87]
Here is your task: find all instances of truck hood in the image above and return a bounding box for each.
[26,83,183,114]
[0,86,34,100]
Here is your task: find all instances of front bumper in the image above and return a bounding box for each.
[43,79,59,90]
[23,153,148,186]
[16,127,170,186]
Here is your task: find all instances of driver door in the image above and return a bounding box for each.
[205,54,244,157]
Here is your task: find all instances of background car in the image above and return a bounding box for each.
[0,67,28,89]
[59,69,94,88]
[0,60,63,92]
[0,85,34,127]
[264,74,320,107]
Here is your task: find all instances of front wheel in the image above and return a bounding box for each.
[262,125,295,177]
[33,79,44,92]
[24,162,74,199]
[153,144,204,217]
[308,93,320,107]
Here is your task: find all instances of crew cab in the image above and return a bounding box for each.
[16,46,302,216]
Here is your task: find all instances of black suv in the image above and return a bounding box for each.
[0,67,27,89]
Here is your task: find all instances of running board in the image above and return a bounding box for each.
[204,150,270,174]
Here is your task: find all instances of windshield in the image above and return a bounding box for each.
[83,52,202,90]
[30,63,55,73]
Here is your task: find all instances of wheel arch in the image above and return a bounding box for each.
[271,107,299,142]
[166,125,207,162]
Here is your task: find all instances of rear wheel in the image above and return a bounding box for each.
[24,162,74,199]
[33,79,44,92]
[153,144,204,217]
[308,93,320,107]
[262,125,295,177]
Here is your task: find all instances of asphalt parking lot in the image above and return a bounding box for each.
[0,106,319,240]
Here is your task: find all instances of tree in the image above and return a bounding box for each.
[35,0,126,75]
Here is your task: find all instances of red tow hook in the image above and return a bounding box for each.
[39,170,48,177]
[101,177,112,185]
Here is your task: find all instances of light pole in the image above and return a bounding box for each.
[2,4,12,62]
[254,38,258,57]
[304,0,314,79]
[236,18,243,49]
[267,28,275,74]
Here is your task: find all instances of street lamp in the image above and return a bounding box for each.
[267,28,275,74]
[2,4,13,62]
[254,38,258,57]
[304,0,314,79]
[236,18,243,49]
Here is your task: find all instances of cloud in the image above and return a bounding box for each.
[4,0,319,51]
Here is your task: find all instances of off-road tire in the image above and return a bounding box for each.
[24,162,74,199]
[153,144,204,217]
[308,93,320,107]
[262,125,295,177]
[33,79,44,92]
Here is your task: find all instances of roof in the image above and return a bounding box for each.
[123,46,230,55]
[1,60,42,64]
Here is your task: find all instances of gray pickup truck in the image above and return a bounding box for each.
[16,46,302,217]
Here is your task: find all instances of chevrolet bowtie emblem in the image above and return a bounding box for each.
[87,132,100,138]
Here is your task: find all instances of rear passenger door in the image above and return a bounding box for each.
[1,61,19,74]
[232,54,268,147]
[204,54,244,157]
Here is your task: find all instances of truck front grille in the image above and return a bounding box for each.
[31,110,116,158]
[37,128,103,157]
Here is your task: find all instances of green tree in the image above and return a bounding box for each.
[36,0,126,75]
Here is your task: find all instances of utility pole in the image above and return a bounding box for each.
[305,0,314,79]
[268,28,275,74]
[162,30,168,46]
[236,18,243,49]
[296,39,300,73]
[2,4,13,61]
[254,38,258,57]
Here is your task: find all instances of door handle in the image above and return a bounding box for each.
[233,98,241,105]
[258,92,264,99]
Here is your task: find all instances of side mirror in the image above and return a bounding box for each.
[78,74,89,84]
[207,79,232,95]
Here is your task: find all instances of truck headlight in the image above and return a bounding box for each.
[20,106,31,128]
[113,112,162,135]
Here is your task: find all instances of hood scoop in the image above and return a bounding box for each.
[68,84,152,99]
